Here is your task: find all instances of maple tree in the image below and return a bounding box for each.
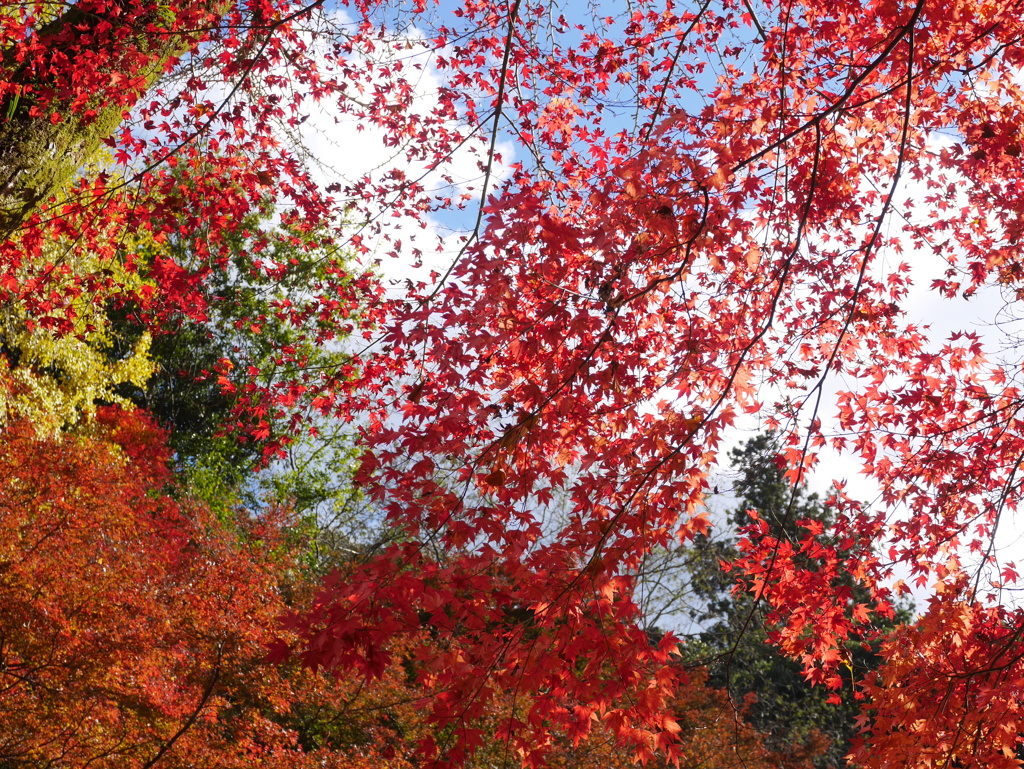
[471,666,827,769]
[0,405,798,769]
[10,0,1024,766]
[0,406,445,768]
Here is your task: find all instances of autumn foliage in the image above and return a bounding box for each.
[10,0,1024,766]
[0,407,803,768]
[0,408,436,767]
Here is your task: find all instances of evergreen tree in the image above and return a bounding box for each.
[685,434,910,768]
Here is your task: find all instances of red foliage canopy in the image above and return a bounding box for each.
[7,0,1024,765]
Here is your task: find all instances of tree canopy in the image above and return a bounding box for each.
[6,0,1024,767]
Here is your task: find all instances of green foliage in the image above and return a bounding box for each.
[108,196,362,505]
[94,189,390,577]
